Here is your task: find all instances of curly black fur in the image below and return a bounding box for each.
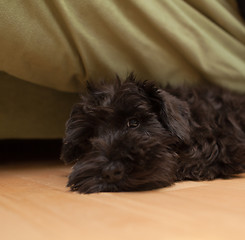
[61,74,245,193]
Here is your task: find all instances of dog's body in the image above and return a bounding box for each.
[61,74,245,193]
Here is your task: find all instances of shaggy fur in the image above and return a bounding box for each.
[60,74,245,193]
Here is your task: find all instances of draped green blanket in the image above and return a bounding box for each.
[0,0,244,138]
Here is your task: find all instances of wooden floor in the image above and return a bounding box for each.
[0,141,245,240]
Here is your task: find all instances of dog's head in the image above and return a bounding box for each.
[61,74,191,193]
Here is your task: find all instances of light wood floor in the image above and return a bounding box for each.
[0,141,245,240]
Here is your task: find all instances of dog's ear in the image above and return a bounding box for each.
[60,103,92,164]
[158,90,191,141]
[139,81,191,141]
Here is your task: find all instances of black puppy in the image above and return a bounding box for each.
[61,74,245,193]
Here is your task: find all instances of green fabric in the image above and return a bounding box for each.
[0,0,245,139]
[0,0,245,93]
[0,72,78,139]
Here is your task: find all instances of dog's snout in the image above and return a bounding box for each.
[102,162,124,183]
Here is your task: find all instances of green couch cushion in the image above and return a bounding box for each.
[0,72,78,139]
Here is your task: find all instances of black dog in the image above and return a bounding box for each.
[61,74,245,193]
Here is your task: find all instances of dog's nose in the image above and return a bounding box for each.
[102,162,124,183]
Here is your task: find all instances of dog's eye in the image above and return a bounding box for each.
[127,118,140,128]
